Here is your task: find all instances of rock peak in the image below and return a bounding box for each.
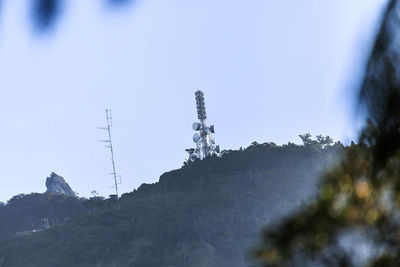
[45,172,76,197]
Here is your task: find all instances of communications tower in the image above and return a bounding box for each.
[186,90,220,161]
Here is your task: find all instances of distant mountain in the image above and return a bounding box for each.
[0,141,343,267]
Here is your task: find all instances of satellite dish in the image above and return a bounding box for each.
[209,125,215,133]
[192,122,201,131]
[193,133,200,143]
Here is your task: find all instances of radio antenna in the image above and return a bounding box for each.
[97,109,122,207]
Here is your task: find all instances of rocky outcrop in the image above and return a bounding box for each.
[45,172,76,196]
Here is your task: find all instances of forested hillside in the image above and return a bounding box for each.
[0,193,86,240]
[0,139,344,267]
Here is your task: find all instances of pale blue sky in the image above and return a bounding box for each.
[0,0,387,201]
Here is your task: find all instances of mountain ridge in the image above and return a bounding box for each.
[0,140,344,267]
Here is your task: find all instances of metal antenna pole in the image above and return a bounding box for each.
[105,109,119,199]
[98,109,122,208]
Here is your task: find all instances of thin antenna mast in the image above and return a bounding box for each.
[98,109,122,204]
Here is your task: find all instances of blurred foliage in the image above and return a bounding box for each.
[18,0,133,32]
[0,139,342,266]
[359,0,400,169]
[31,0,60,30]
[254,1,400,266]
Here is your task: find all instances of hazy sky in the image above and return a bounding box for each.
[0,0,388,201]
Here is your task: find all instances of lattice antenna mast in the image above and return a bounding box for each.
[98,109,122,202]
[186,90,220,161]
[195,90,209,158]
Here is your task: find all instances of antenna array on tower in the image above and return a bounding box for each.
[195,90,207,121]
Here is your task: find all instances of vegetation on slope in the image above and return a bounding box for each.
[0,136,341,267]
